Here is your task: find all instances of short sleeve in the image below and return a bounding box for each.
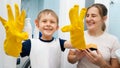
[20,39,31,57]
[59,38,66,52]
[111,37,120,58]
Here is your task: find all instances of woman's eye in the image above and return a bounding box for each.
[86,14,89,17]
[91,14,97,18]
[92,15,96,17]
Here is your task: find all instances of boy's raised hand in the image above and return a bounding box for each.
[0,4,28,57]
[61,5,86,49]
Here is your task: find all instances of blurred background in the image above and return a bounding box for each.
[0,0,120,68]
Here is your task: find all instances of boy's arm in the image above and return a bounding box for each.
[0,4,28,57]
[68,49,78,64]
[68,49,85,64]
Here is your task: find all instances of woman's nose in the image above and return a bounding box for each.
[86,16,92,21]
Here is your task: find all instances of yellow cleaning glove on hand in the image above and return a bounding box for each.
[61,5,86,49]
[0,4,28,57]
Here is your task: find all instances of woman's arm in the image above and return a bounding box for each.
[100,58,120,68]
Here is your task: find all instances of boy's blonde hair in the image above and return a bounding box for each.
[37,9,59,24]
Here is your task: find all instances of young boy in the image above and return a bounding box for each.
[20,9,73,68]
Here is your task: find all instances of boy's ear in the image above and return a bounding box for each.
[35,19,39,28]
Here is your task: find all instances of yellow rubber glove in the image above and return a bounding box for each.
[0,4,28,57]
[61,5,86,49]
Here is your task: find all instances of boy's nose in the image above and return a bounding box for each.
[46,21,51,26]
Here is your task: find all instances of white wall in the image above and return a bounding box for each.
[59,0,85,68]
[108,0,120,41]
[0,0,21,68]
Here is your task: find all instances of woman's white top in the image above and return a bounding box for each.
[77,31,120,68]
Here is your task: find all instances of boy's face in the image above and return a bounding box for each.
[37,13,59,38]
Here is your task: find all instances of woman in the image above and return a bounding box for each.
[68,3,120,68]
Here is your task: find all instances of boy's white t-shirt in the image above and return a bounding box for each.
[77,31,120,68]
[30,39,61,68]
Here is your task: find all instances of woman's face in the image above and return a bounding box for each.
[85,7,104,31]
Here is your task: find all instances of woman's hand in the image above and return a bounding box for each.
[84,49,108,67]
[75,49,85,60]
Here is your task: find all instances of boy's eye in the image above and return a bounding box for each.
[50,21,56,24]
[42,20,47,24]
[42,20,47,22]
